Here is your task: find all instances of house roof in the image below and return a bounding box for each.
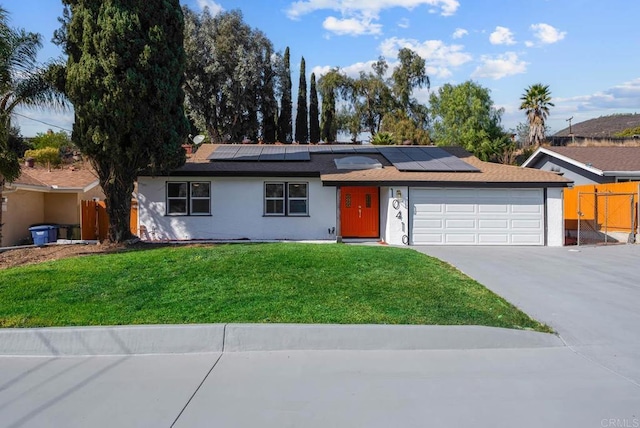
[7,163,100,192]
[522,146,640,176]
[163,144,571,188]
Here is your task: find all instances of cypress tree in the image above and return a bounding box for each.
[62,0,188,242]
[277,47,292,143]
[309,72,320,144]
[261,44,277,143]
[294,56,308,143]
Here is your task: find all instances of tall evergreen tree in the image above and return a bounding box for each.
[294,56,308,143]
[309,72,320,144]
[62,0,188,242]
[277,47,292,143]
[261,44,277,143]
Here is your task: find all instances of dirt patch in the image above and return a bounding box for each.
[0,242,202,270]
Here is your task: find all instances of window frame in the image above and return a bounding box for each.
[166,181,211,216]
[264,181,309,217]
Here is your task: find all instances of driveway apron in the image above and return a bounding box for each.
[415,244,640,384]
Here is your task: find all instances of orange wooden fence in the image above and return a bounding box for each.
[564,182,639,233]
[81,200,138,241]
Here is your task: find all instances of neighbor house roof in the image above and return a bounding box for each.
[522,146,640,177]
[157,144,571,188]
[7,163,100,193]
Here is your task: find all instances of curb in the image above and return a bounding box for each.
[0,324,564,356]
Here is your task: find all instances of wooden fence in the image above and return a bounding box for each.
[81,200,138,241]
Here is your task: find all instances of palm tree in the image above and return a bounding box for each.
[0,6,67,244]
[519,83,554,147]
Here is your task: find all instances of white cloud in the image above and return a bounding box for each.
[471,52,527,80]
[398,18,410,29]
[529,23,566,45]
[556,78,640,111]
[323,16,382,35]
[452,28,468,39]
[286,0,459,35]
[286,0,460,19]
[379,36,472,79]
[196,0,223,15]
[489,26,516,45]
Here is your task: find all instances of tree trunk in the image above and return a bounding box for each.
[0,177,4,246]
[100,173,135,243]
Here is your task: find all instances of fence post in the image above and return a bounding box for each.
[604,192,608,244]
[577,191,581,246]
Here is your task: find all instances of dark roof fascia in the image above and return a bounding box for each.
[143,170,322,178]
[321,180,572,188]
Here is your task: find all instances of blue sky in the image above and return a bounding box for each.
[6,0,640,137]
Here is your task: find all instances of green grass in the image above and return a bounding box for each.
[0,243,550,332]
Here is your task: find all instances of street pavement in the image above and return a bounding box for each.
[1,244,640,427]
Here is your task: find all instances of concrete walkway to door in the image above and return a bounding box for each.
[415,244,640,385]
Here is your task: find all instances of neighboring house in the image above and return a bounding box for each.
[2,163,104,247]
[138,144,570,246]
[522,146,640,185]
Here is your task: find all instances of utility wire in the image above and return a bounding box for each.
[13,112,73,133]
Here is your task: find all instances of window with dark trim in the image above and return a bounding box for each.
[264,182,308,216]
[167,182,210,215]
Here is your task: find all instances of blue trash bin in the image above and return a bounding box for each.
[29,225,57,246]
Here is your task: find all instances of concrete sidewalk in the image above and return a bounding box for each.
[1,324,639,427]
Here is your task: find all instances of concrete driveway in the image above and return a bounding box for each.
[416,244,640,385]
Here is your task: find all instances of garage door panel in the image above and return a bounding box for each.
[411,188,544,246]
[478,204,509,213]
[445,204,475,214]
[512,204,542,214]
[414,219,443,229]
[511,219,542,229]
[479,219,509,230]
[446,219,476,229]
[511,234,544,245]
[445,234,477,244]
[478,234,510,244]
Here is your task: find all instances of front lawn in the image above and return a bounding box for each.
[0,243,550,331]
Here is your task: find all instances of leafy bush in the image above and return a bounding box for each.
[24,147,61,169]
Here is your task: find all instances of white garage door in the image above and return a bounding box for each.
[411,188,544,245]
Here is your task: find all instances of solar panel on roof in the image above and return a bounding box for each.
[352,146,381,154]
[208,145,240,160]
[259,146,286,161]
[330,146,356,153]
[232,146,262,161]
[379,146,479,172]
[284,146,311,161]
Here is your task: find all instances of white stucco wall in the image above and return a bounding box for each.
[546,187,564,247]
[380,186,409,246]
[137,176,337,241]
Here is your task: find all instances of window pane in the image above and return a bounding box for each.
[168,199,187,214]
[289,199,307,214]
[366,194,372,208]
[289,183,307,198]
[191,199,210,214]
[191,182,210,198]
[266,200,284,214]
[266,183,284,198]
[168,182,187,197]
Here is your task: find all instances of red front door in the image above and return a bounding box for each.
[340,187,379,238]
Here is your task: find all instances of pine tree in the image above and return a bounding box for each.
[277,47,292,143]
[309,72,320,144]
[294,57,308,143]
[62,0,188,242]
